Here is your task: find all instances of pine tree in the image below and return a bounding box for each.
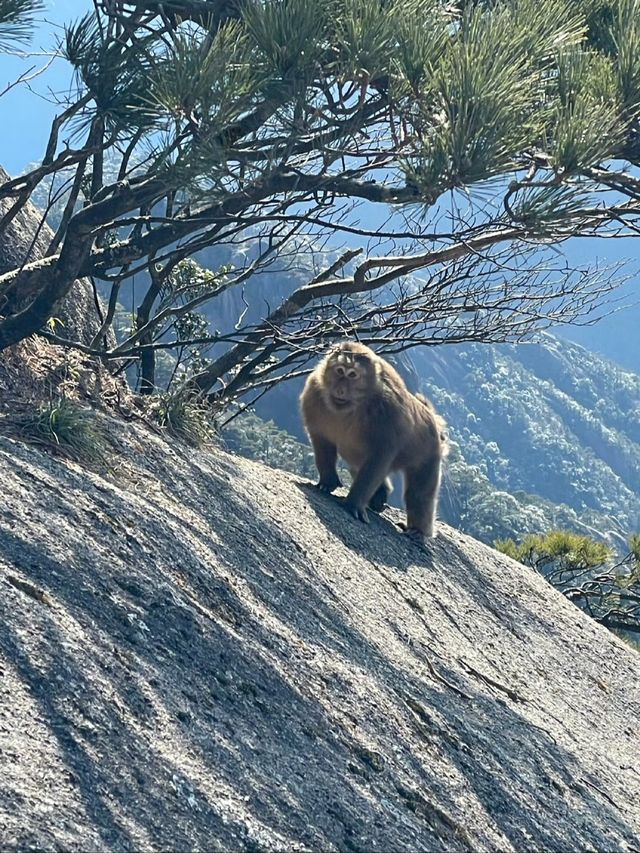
[1,0,640,406]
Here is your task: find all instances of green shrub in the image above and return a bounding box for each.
[495,530,613,571]
[496,529,640,643]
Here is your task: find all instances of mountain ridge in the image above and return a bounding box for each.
[410,335,640,537]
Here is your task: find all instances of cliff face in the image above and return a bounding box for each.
[0,414,639,852]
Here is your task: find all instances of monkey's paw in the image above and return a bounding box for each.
[316,475,342,493]
[398,523,428,545]
[344,501,369,524]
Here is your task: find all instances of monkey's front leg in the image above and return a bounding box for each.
[310,433,342,492]
[344,455,393,523]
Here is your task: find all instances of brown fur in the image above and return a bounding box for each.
[300,342,448,540]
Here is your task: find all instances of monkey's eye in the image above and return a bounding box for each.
[347,369,358,379]
[335,365,345,377]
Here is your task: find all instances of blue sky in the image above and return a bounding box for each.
[0,0,87,174]
[0,0,637,372]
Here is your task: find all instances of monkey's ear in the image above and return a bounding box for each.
[326,341,346,357]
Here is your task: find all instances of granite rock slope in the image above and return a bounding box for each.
[0,418,639,852]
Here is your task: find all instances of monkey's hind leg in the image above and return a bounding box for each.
[310,433,341,492]
[368,477,393,513]
[403,459,442,541]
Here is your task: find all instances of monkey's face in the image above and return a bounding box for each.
[322,351,375,412]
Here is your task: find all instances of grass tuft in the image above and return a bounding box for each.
[10,398,110,466]
[151,389,216,447]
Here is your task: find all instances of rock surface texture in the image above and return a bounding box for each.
[0,419,639,852]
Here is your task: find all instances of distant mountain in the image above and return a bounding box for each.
[559,238,639,375]
[406,336,640,544]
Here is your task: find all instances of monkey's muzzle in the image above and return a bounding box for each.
[330,395,351,409]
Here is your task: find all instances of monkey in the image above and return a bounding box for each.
[300,341,448,541]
